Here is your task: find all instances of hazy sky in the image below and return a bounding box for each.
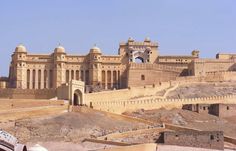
[0,0,236,76]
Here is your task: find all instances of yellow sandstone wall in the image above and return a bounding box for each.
[90,95,236,114]
[0,88,56,99]
[85,71,236,114]
[0,99,64,111]
[84,82,172,104]
[127,63,182,87]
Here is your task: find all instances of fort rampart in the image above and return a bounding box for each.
[89,95,236,114]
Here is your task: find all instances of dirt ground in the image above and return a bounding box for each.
[1,107,236,150]
[1,82,236,150]
[2,107,149,145]
[124,108,236,138]
[166,82,236,99]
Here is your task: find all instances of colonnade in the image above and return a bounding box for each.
[66,69,89,85]
[102,70,120,89]
[26,69,121,90]
[27,69,53,89]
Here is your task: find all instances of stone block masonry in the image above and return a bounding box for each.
[160,131,224,150]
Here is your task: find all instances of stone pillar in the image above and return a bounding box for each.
[41,69,44,89]
[69,70,71,82]
[118,70,120,89]
[111,70,113,88]
[105,70,107,89]
[35,69,38,89]
[47,69,50,89]
[116,70,119,88]
[29,69,33,89]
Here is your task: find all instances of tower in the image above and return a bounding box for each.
[89,46,102,86]
[119,37,159,64]
[10,44,27,88]
[53,45,66,88]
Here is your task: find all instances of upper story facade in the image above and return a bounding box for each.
[5,37,235,90]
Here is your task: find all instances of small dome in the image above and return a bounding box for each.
[15,44,27,53]
[144,37,151,42]
[128,37,134,42]
[54,45,65,53]
[90,46,101,54]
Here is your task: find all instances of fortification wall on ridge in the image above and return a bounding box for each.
[89,95,236,114]
[85,71,236,114]
[84,82,171,103]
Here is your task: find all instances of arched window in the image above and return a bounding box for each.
[44,70,47,88]
[76,70,80,80]
[32,69,36,89]
[141,75,145,80]
[38,70,41,89]
[102,70,106,89]
[71,70,74,80]
[107,71,111,89]
[49,70,53,88]
[27,69,30,89]
[66,70,70,83]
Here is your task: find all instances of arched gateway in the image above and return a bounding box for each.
[69,80,85,106]
[73,89,83,105]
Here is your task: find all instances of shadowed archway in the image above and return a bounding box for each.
[135,57,144,63]
[73,89,83,105]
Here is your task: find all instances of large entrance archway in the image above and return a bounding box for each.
[73,89,83,106]
[135,57,144,63]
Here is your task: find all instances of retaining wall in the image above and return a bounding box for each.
[0,99,65,111]
[0,88,56,99]
[84,82,171,104]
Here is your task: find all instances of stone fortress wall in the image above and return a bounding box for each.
[188,58,236,76]
[0,64,236,114]
[160,131,224,150]
[127,63,183,87]
[89,94,236,114]
[0,38,236,114]
[85,71,236,114]
[0,88,56,99]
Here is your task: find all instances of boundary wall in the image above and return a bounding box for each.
[165,123,236,145]
[175,71,236,83]
[85,71,236,114]
[90,95,236,114]
[0,99,65,111]
[84,82,171,104]
[0,88,56,99]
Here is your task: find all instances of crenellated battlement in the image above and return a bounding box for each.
[90,94,236,114]
[129,63,183,72]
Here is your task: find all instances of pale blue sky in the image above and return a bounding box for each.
[0,0,236,76]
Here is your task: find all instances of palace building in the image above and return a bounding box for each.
[2,38,236,92]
